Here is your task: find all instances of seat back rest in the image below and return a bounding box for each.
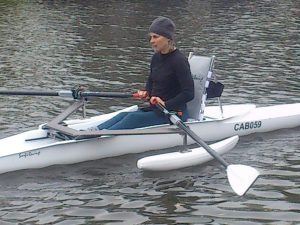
[187,54,213,121]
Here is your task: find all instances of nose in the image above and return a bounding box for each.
[149,36,154,43]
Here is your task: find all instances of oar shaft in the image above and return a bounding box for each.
[175,119,229,168]
[80,92,134,98]
[157,103,229,168]
[0,90,137,99]
[0,90,61,96]
[156,104,259,196]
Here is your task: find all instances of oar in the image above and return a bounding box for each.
[0,89,138,99]
[156,103,259,196]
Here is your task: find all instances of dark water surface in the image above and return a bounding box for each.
[0,0,299,224]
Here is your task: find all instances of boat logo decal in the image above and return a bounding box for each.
[19,150,41,159]
[234,121,262,131]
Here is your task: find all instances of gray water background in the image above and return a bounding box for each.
[0,0,299,224]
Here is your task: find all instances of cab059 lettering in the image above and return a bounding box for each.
[234,121,262,131]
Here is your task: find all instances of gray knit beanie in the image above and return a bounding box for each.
[149,16,176,40]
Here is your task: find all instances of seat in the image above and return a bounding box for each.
[187,53,224,121]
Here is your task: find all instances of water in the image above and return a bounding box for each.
[0,0,299,224]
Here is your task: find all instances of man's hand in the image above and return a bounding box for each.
[150,96,165,106]
[137,90,150,100]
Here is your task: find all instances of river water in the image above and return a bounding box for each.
[0,0,299,224]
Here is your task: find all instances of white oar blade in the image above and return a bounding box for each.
[227,164,259,196]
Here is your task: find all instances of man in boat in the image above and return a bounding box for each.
[96,16,194,130]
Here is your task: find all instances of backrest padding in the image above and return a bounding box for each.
[187,55,212,120]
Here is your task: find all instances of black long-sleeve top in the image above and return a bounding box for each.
[145,49,194,111]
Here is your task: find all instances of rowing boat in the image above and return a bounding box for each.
[0,54,297,194]
[1,100,300,174]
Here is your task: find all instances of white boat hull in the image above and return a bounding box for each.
[1,103,300,174]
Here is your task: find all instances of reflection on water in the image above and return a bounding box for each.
[0,0,299,224]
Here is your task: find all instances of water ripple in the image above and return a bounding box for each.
[0,0,299,224]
